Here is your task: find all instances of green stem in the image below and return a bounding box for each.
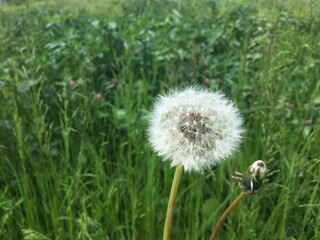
[163,164,183,240]
[210,191,246,240]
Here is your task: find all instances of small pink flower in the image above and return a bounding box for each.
[69,80,77,88]
[305,118,312,125]
[203,78,210,85]
[95,93,102,100]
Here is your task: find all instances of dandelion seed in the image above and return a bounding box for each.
[148,87,243,172]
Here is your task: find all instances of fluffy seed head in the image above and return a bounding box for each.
[148,87,243,172]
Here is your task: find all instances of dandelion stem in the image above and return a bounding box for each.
[210,191,246,240]
[163,164,183,240]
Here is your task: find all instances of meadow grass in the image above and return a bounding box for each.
[0,0,320,239]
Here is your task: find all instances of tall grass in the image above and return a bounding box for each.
[0,0,319,239]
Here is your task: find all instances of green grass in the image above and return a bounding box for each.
[0,0,320,239]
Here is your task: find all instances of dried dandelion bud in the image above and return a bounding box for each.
[249,160,267,179]
[233,160,267,194]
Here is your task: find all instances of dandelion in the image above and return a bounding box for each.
[148,87,243,172]
[210,160,267,240]
[147,86,243,240]
[233,160,267,194]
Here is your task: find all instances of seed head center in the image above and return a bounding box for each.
[178,112,211,144]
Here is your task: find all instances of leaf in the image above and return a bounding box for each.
[91,20,100,28]
[201,199,216,218]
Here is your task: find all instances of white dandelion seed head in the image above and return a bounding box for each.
[148,87,244,172]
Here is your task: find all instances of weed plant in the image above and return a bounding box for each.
[0,0,319,239]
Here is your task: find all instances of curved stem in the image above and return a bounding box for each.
[210,191,246,240]
[163,165,183,240]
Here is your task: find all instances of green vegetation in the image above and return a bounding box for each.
[0,0,319,239]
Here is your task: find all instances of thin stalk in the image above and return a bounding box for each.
[163,164,183,240]
[210,191,246,240]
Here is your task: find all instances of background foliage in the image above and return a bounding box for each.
[0,0,319,239]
